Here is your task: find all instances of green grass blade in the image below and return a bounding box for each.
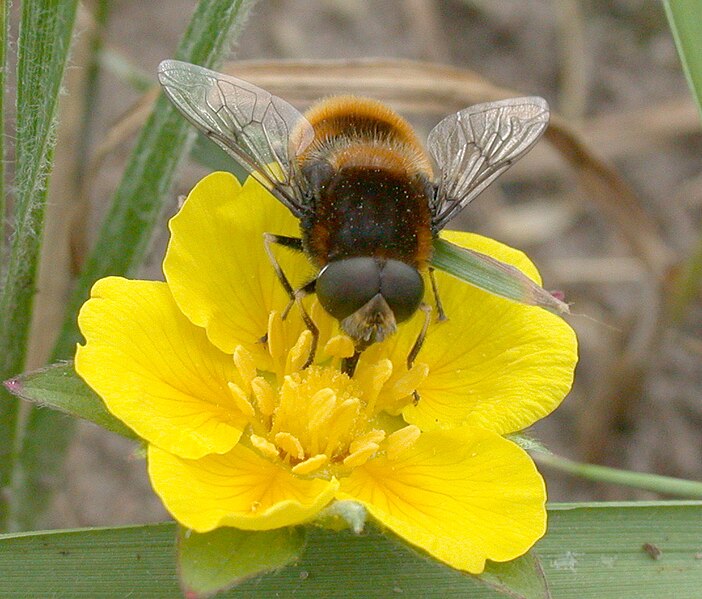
[664,1,702,322]
[75,0,111,190]
[0,503,700,598]
[0,0,79,532]
[664,0,702,118]
[0,0,8,268]
[0,0,9,519]
[10,0,258,532]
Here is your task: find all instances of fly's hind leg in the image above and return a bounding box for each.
[263,232,318,368]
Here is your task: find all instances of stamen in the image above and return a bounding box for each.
[309,388,337,430]
[358,358,393,415]
[250,434,279,460]
[349,429,386,454]
[324,335,355,359]
[385,425,421,460]
[292,454,328,475]
[286,330,313,374]
[388,363,429,403]
[275,432,305,460]
[323,398,361,457]
[343,442,380,468]
[233,345,257,393]
[251,376,275,416]
[266,311,285,365]
[227,382,256,418]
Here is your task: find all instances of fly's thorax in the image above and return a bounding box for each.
[299,95,433,176]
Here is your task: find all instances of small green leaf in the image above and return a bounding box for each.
[178,525,306,598]
[479,551,550,599]
[430,238,569,315]
[3,362,137,440]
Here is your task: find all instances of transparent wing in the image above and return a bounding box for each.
[158,59,315,217]
[428,97,549,232]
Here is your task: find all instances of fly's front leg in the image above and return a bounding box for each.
[429,267,447,322]
[407,302,432,405]
[263,232,318,368]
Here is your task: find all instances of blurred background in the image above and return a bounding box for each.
[25,0,701,527]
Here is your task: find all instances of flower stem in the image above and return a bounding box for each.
[534,453,702,498]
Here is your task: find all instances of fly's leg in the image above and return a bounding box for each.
[341,350,362,378]
[263,233,318,368]
[281,279,316,320]
[429,267,447,321]
[407,303,432,404]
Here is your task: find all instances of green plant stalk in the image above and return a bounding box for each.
[663,0,702,322]
[10,0,258,531]
[0,0,79,532]
[535,452,702,498]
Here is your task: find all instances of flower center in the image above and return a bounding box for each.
[227,310,428,476]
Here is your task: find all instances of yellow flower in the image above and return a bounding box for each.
[75,172,577,574]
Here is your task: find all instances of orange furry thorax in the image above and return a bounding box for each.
[300,96,433,177]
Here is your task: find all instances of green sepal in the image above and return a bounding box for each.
[479,551,550,599]
[177,525,306,599]
[313,500,367,533]
[3,361,137,440]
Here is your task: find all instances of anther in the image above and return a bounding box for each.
[251,376,275,416]
[324,335,355,359]
[249,434,280,460]
[275,432,305,461]
[385,425,421,460]
[233,346,257,392]
[286,330,313,374]
[227,382,256,418]
[292,454,329,475]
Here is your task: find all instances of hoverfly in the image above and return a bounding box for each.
[158,60,560,375]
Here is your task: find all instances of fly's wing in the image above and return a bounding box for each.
[158,59,314,217]
[428,97,549,232]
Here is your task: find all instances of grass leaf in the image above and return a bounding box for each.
[663,1,702,322]
[0,0,79,532]
[0,503,701,598]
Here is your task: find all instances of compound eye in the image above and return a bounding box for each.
[380,261,424,323]
[316,258,381,321]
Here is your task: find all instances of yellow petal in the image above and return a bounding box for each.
[148,444,339,532]
[75,277,247,459]
[338,426,546,573]
[373,231,577,434]
[163,172,315,359]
